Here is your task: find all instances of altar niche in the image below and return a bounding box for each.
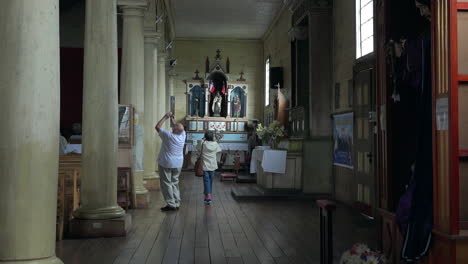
[207,71,228,117]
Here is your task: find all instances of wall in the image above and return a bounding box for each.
[332,0,357,203]
[172,39,264,122]
[263,9,293,102]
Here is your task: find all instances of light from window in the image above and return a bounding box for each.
[356,0,374,58]
[265,58,270,106]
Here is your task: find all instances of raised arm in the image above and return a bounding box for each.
[155,112,172,133]
[170,115,176,128]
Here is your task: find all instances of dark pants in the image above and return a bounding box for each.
[203,171,214,195]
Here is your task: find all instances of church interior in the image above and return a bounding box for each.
[1,0,468,263]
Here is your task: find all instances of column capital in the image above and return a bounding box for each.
[118,0,148,7]
[158,52,168,62]
[168,70,178,78]
[144,31,161,44]
[118,0,148,16]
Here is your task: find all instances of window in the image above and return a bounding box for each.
[265,57,270,106]
[356,0,374,58]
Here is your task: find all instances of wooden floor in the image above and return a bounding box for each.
[56,172,377,264]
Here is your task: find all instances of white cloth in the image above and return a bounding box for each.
[185,142,248,152]
[158,128,186,169]
[261,150,287,174]
[65,144,82,154]
[249,146,271,174]
[59,136,68,155]
[196,141,222,171]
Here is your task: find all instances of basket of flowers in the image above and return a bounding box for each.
[339,243,388,264]
[256,121,286,149]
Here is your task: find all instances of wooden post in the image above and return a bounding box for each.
[317,200,337,264]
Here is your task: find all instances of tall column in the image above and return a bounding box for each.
[119,1,150,207]
[0,0,63,263]
[168,70,178,116]
[73,0,125,222]
[143,31,160,191]
[157,52,168,121]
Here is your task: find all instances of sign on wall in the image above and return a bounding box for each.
[333,112,354,169]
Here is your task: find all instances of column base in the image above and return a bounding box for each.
[73,205,125,220]
[134,171,149,194]
[135,192,150,208]
[0,256,63,264]
[143,172,160,191]
[69,214,132,238]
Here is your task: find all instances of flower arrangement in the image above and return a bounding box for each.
[256,121,286,148]
[339,244,388,264]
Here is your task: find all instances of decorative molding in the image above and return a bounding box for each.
[288,0,333,24]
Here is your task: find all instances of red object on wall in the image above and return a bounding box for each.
[59,48,122,130]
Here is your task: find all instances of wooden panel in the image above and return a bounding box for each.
[457,239,468,263]
[433,0,454,234]
[458,11,468,75]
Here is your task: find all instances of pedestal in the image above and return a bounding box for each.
[69,214,132,238]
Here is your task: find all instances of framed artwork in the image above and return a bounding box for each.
[333,112,354,169]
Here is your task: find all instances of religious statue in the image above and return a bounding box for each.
[212,91,222,117]
[233,95,241,118]
[193,96,200,117]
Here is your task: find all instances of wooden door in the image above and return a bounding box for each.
[353,61,377,216]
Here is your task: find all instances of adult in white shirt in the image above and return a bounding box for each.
[155,112,186,211]
[196,131,222,204]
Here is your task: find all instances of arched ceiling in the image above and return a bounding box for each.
[173,0,284,39]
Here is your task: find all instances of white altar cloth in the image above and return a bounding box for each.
[261,150,287,174]
[250,147,288,174]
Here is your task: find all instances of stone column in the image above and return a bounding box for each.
[143,31,160,191]
[157,52,168,122]
[72,0,126,224]
[119,1,150,207]
[0,0,63,263]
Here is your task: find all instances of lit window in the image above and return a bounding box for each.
[356,0,374,58]
[265,57,270,106]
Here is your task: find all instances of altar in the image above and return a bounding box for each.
[184,50,250,167]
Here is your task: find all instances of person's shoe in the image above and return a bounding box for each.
[204,199,212,205]
[160,205,177,211]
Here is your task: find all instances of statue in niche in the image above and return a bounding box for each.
[230,86,245,118]
[212,91,223,117]
[194,96,200,117]
[233,95,241,118]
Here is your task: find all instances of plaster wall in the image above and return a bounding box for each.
[332,0,357,204]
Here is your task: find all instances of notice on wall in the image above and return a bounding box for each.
[436,97,449,131]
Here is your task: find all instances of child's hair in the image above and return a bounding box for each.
[204,131,215,141]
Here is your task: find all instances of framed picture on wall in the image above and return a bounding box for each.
[332,112,354,169]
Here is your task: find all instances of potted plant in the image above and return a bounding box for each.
[256,121,286,149]
[339,243,388,264]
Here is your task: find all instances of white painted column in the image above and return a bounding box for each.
[157,52,168,120]
[143,32,159,183]
[119,1,149,205]
[73,0,125,220]
[0,0,63,263]
[168,70,178,115]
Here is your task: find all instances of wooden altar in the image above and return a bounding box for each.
[184,50,251,166]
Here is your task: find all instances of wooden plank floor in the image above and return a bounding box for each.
[56,172,377,264]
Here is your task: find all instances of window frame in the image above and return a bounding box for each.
[356,0,374,59]
[265,57,270,106]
